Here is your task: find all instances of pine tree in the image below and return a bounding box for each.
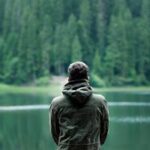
[105,0,133,80]
[0,0,149,85]
[17,8,29,83]
[39,14,52,76]
[51,24,64,74]
[96,0,113,57]
[0,38,4,80]
[0,0,5,33]
[3,33,18,83]
[2,0,14,38]
[71,35,82,62]
[137,0,150,82]
[92,49,101,75]
[79,0,93,66]
[65,14,78,63]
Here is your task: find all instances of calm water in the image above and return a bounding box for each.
[0,91,150,150]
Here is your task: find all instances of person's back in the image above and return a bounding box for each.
[49,62,109,150]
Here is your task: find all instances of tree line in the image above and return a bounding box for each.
[0,0,150,86]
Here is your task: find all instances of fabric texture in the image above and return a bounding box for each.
[49,79,109,150]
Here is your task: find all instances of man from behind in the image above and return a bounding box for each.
[49,61,109,150]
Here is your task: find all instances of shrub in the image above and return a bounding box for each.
[90,73,106,87]
[35,76,50,86]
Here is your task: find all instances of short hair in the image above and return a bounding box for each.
[68,61,89,81]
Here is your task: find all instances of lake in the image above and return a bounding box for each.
[0,91,150,150]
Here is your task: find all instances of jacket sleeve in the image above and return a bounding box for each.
[49,103,60,145]
[100,99,109,145]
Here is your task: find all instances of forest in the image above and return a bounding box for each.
[0,0,150,86]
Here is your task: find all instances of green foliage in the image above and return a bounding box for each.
[4,57,19,84]
[0,0,149,86]
[109,76,135,86]
[92,50,101,75]
[34,76,50,86]
[0,38,4,76]
[71,35,82,62]
[90,73,106,87]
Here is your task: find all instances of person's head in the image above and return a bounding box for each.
[68,61,89,81]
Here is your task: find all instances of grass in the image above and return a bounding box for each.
[0,83,62,96]
[0,83,150,96]
[94,86,150,93]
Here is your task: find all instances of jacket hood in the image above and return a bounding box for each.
[62,79,92,106]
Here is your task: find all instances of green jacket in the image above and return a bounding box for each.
[49,79,109,150]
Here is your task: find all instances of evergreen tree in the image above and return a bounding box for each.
[137,0,150,82]
[2,0,14,38]
[51,24,64,74]
[0,0,5,33]
[92,49,101,75]
[39,15,52,76]
[65,14,78,63]
[17,8,30,83]
[0,0,149,85]
[79,0,93,66]
[71,35,82,62]
[3,33,18,83]
[105,0,133,80]
[96,0,113,57]
[0,38,4,80]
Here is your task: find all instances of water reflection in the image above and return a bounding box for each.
[0,92,150,150]
[1,101,150,112]
[111,117,150,123]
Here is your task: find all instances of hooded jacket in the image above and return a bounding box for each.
[49,79,109,150]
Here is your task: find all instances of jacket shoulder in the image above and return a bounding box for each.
[92,93,105,100]
[92,93,107,106]
[51,95,65,105]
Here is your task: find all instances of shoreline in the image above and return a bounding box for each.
[0,83,150,95]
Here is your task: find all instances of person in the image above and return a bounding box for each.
[49,61,109,150]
